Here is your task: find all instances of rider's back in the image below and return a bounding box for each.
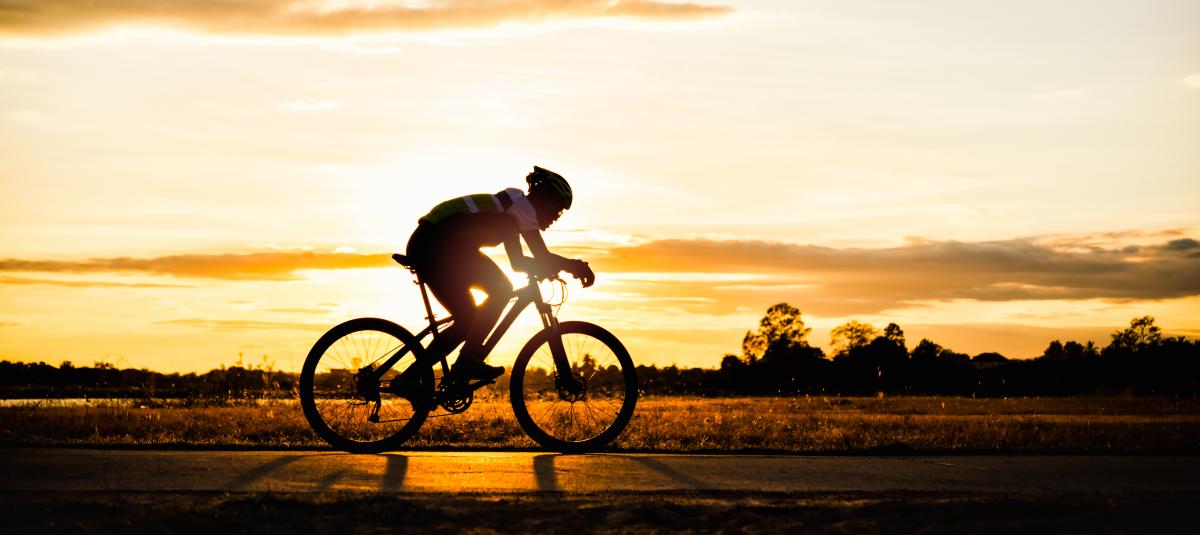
[415,188,539,250]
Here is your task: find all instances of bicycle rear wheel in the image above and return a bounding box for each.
[510,321,638,452]
[299,318,433,453]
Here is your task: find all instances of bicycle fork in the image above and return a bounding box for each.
[536,300,583,397]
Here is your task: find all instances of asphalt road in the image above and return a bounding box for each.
[2,449,1198,494]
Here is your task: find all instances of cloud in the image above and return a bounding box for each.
[0,0,733,37]
[1164,238,1200,252]
[264,307,334,315]
[0,251,391,280]
[589,236,1200,314]
[0,275,194,288]
[4,233,1198,316]
[1182,73,1200,89]
[156,318,328,332]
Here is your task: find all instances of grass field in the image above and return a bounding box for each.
[2,396,1198,452]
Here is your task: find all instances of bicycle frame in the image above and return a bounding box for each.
[368,273,571,382]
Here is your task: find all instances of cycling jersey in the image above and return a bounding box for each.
[419,188,538,233]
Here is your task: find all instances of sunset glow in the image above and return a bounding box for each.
[2,0,1198,372]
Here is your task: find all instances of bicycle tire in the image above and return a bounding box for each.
[300,317,433,453]
[509,321,638,452]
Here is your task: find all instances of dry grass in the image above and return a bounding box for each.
[619,396,1200,452]
[2,396,1199,452]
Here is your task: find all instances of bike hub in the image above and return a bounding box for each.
[353,365,381,403]
[556,372,588,402]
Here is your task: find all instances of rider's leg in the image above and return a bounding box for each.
[456,251,514,364]
[387,273,473,391]
[415,250,509,375]
[404,224,476,369]
[419,271,475,364]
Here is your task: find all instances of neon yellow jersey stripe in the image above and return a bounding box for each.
[418,193,503,225]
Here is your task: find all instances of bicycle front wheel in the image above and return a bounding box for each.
[299,318,433,453]
[510,321,638,452]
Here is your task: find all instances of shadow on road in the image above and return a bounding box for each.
[221,454,310,491]
[534,454,710,492]
[380,454,408,491]
[315,469,348,491]
[618,456,708,489]
[533,454,559,491]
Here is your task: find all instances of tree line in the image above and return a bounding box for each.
[1,304,1196,398]
[0,354,296,400]
[636,304,1199,396]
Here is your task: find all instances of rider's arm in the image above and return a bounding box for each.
[501,231,569,273]
[521,230,574,270]
[502,231,594,286]
[502,234,535,273]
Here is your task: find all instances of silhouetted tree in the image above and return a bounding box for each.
[741,303,813,361]
[737,303,828,393]
[1041,340,1066,361]
[829,321,912,394]
[1108,316,1163,352]
[910,339,943,362]
[829,321,879,357]
[884,323,907,352]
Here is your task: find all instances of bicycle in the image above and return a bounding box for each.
[299,253,638,453]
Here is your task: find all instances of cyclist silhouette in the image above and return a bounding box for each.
[393,166,594,389]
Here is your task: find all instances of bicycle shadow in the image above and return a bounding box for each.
[221,454,313,491]
[308,454,408,492]
[379,453,408,491]
[219,453,410,492]
[615,455,707,489]
[532,453,709,492]
[533,454,562,491]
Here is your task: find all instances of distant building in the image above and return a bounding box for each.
[971,352,1009,369]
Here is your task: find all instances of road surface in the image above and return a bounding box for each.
[2,449,1198,494]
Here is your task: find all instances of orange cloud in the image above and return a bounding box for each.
[0,275,194,288]
[0,251,390,280]
[590,236,1200,314]
[0,0,733,37]
[4,234,1198,316]
[156,318,328,332]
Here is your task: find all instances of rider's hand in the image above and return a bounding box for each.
[567,259,595,288]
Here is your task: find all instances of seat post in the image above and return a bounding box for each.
[414,273,438,326]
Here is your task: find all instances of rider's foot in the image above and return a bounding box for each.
[449,358,505,382]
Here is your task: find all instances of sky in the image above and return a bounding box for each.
[1,0,1198,373]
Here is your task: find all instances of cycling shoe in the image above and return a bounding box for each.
[449,358,505,382]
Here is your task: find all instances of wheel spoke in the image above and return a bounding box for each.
[514,326,635,449]
[301,321,433,450]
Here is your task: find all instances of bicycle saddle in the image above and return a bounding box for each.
[391,253,414,268]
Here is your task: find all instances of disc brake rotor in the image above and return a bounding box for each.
[556,372,588,402]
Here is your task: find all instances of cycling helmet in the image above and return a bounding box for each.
[526,166,573,210]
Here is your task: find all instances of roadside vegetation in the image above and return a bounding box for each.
[3,396,1198,452]
[2,308,1197,452]
[2,311,1196,400]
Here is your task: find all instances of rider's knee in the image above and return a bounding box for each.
[478,282,514,304]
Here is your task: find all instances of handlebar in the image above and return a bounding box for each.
[528,272,564,283]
